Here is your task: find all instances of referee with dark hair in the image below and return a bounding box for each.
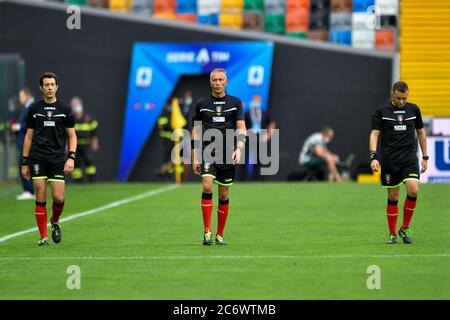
[21,72,77,246]
[369,81,428,244]
[191,68,247,246]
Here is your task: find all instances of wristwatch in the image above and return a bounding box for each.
[422,156,429,160]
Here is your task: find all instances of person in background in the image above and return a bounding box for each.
[243,94,276,180]
[70,97,99,183]
[12,88,35,200]
[298,126,343,182]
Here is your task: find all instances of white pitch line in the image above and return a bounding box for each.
[0,184,179,243]
[0,254,449,261]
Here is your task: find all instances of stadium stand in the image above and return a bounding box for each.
[60,0,401,51]
[400,0,450,117]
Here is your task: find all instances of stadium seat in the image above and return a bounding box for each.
[331,0,352,12]
[265,13,286,33]
[375,0,398,15]
[244,0,264,11]
[329,30,352,45]
[132,0,152,15]
[176,13,197,23]
[153,12,176,19]
[219,12,244,29]
[351,30,375,49]
[285,9,310,33]
[307,30,329,41]
[311,0,330,11]
[243,12,264,30]
[352,12,372,29]
[197,14,209,24]
[286,32,308,39]
[88,0,109,8]
[177,0,197,14]
[109,0,131,12]
[379,15,397,28]
[330,12,352,29]
[286,0,310,12]
[65,0,87,4]
[375,29,395,50]
[153,0,176,14]
[309,9,330,30]
[265,0,286,14]
[352,0,374,12]
[221,0,244,10]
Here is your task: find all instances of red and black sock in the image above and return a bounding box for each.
[402,195,417,229]
[387,199,398,235]
[216,199,229,237]
[201,193,213,233]
[35,201,48,239]
[51,200,65,224]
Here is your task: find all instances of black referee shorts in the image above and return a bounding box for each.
[29,158,66,183]
[381,161,420,188]
[201,163,235,186]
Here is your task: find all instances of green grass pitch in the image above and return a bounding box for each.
[0,182,449,299]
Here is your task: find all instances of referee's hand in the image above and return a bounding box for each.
[64,158,75,174]
[21,165,30,181]
[232,148,241,165]
[192,163,201,176]
[370,159,380,172]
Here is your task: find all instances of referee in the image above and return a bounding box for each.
[369,81,428,244]
[21,73,77,246]
[191,68,247,246]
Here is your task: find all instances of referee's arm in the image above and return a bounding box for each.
[64,127,77,174]
[369,129,380,172]
[417,128,428,173]
[233,120,247,165]
[21,128,34,180]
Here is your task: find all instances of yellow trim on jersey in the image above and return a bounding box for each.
[47,179,65,183]
[202,174,216,179]
[32,176,47,180]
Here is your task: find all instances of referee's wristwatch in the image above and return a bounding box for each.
[422,155,429,160]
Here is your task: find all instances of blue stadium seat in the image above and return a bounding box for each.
[329,30,352,45]
[177,0,197,14]
[352,0,374,13]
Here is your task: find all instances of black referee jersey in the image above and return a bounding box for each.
[26,99,75,163]
[371,102,424,164]
[191,94,244,162]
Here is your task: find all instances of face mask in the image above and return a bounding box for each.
[185,97,193,106]
[323,137,330,144]
[73,104,83,114]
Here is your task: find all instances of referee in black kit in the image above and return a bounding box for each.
[191,68,247,246]
[21,72,77,246]
[369,81,428,244]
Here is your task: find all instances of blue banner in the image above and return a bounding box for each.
[118,42,274,181]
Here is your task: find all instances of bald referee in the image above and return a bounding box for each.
[191,68,247,246]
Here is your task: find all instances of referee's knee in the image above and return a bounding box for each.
[53,195,65,204]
